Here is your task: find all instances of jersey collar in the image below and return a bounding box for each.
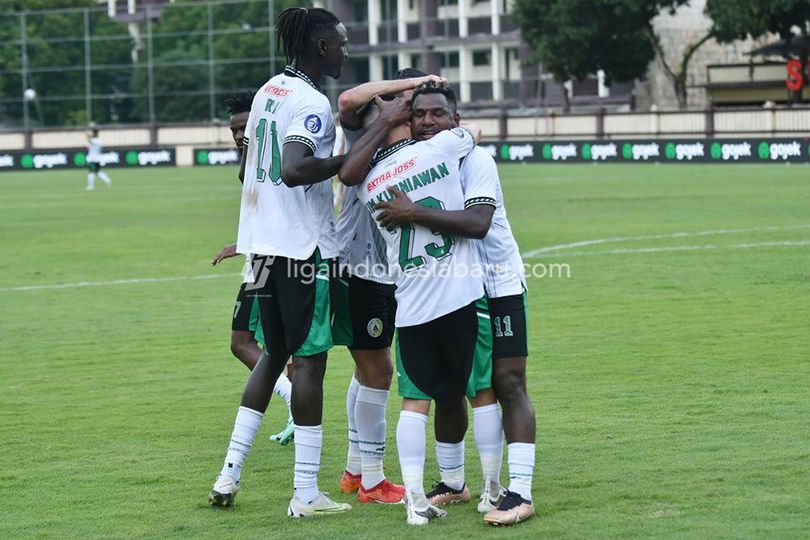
[283,65,321,92]
[371,139,416,165]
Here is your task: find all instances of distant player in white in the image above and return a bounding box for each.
[339,92,482,525]
[208,7,351,518]
[85,128,111,190]
[373,82,537,526]
[333,69,445,505]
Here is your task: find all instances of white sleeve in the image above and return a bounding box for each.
[284,97,333,154]
[460,149,498,208]
[431,127,476,162]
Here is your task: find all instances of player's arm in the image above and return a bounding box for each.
[338,75,447,129]
[376,187,494,239]
[281,143,345,187]
[338,96,411,186]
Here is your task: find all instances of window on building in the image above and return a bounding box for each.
[410,54,421,68]
[352,0,368,23]
[441,51,460,68]
[473,50,491,66]
[380,0,398,21]
[381,54,400,79]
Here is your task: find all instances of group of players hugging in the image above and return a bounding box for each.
[206,7,536,527]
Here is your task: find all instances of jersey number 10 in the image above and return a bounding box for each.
[255,119,282,185]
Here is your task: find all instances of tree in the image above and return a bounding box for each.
[513,0,657,111]
[513,0,717,110]
[707,0,810,101]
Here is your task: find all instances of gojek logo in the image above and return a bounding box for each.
[21,154,34,168]
[196,150,209,165]
[582,143,617,161]
[711,142,751,161]
[541,143,577,161]
[668,142,704,161]
[761,141,802,160]
[623,142,659,161]
[126,151,139,165]
[74,152,87,166]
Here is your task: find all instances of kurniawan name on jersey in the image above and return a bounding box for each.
[365,161,451,212]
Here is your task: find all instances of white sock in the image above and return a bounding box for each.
[98,171,111,184]
[272,372,292,411]
[345,376,361,474]
[293,424,322,504]
[356,386,389,489]
[507,442,535,501]
[436,441,466,491]
[87,173,95,188]
[397,410,427,496]
[473,404,503,492]
[220,406,264,481]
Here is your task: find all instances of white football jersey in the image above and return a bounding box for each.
[461,147,526,298]
[87,137,102,163]
[334,127,392,284]
[358,128,484,327]
[237,66,336,260]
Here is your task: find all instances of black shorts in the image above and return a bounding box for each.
[488,293,528,360]
[87,162,102,173]
[249,249,336,358]
[334,273,396,350]
[232,282,253,332]
[397,301,478,401]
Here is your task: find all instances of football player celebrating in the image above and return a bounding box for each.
[374,81,537,526]
[208,7,351,518]
[333,69,445,505]
[339,93,482,526]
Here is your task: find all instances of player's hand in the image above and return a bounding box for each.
[418,75,449,86]
[211,243,237,266]
[374,96,410,128]
[374,186,416,231]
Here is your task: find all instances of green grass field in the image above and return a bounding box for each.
[1,163,809,539]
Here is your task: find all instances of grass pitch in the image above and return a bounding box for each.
[1,163,809,538]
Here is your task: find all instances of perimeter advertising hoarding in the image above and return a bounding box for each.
[0,147,176,171]
[482,138,810,164]
[192,148,241,166]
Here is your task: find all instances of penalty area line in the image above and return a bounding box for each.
[0,273,242,292]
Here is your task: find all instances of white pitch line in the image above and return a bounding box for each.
[521,224,810,259]
[0,273,242,292]
[536,239,810,258]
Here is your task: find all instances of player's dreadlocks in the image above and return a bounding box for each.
[224,90,255,116]
[412,80,458,112]
[275,7,340,65]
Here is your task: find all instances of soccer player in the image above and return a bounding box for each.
[374,82,537,526]
[85,128,111,190]
[333,69,445,505]
[339,94,482,526]
[208,7,351,518]
[210,91,293,445]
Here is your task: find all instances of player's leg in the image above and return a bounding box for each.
[465,297,503,511]
[396,329,446,525]
[281,251,350,517]
[86,163,96,190]
[428,301,478,507]
[332,271,363,490]
[485,292,535,526]
[209,257,288,507]
[97,164,111,185]
[347,276,403,503]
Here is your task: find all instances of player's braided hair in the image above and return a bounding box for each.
[224,90,255,116]
[412,80,458,111]
[276,7,341,65]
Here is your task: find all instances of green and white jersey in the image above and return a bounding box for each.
[335,127,392,284]
[237,66,337,260]
[461,147,526,298]
[87,137,103,163]
[358,128,484,327]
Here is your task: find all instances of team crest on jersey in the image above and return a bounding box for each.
[367,318,383,338]
[305,114,322,134]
